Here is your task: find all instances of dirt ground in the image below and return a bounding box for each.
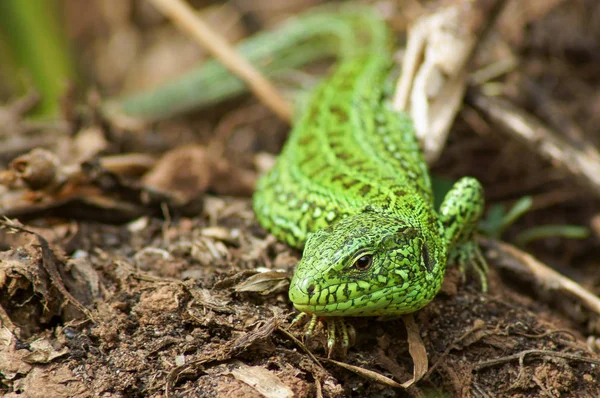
[1,0,600,397]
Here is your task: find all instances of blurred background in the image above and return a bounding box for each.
[3,0,598,128]
[1,1,600,396]
[0,0,326,116]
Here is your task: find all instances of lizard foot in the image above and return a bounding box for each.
[290,313,356,357]
[449,240,488,292]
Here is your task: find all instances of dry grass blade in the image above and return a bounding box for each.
[321,357,405,388]
[468,91,600,197]
[147,0,292,122]
[481,237,600,315]
[474,349,600,370]
[276,326,323,369]
[402,313,428,387]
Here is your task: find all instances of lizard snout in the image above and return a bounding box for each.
[288,274,319,305]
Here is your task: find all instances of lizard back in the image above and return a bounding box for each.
[253,47,438,248]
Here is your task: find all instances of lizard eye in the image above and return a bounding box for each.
[354,254,373,270]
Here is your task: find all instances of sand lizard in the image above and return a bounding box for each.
[253,7,487,356]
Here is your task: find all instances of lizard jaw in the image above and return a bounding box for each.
[290,282,438,317]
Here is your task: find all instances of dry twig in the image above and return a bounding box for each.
[481,238,600,316]
[474,348,600,370]
[468,91,600,197]
[148,0,292,122]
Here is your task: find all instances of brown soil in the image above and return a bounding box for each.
[1,0,600,397]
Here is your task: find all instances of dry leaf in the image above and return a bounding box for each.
[229,361,294,398]
[22,338,69,364]
[234,271,289,294]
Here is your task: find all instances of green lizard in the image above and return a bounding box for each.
[253,7,487,356]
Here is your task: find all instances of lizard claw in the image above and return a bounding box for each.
[289,313,354,358]
[338,319,355,358]
[290,312,307,327]
[327,318,351,358]
[451,240,488,292]
[305,314,319,339]
[327,320,336,357]
[289,312,319,341]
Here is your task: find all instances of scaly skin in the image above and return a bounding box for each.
[252,8,487,355]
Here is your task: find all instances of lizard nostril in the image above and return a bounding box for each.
[306,284,316,295]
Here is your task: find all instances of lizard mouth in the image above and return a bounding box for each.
[290,282,437,317]
[292,295,396,317]
[288,275,398,317]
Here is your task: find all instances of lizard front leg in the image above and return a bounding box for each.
[438,176,488,291]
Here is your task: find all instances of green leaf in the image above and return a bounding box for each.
[515,225,590,247]
[0,0,75,116]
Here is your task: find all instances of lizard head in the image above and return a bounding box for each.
[288,210,446,317]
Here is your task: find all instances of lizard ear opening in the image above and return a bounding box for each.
[421,243,435,272]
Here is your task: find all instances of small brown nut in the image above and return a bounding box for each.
[10,148,60,190]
